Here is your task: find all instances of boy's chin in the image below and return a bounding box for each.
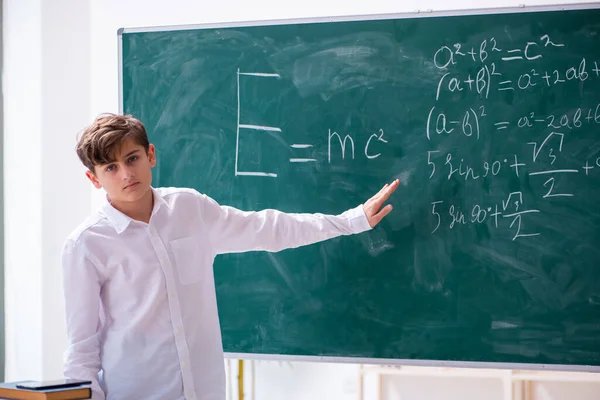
[110,185,150,202]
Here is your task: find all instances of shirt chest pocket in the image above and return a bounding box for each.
[169,235,213,285]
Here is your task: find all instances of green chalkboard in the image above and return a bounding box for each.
[120,5,600,369]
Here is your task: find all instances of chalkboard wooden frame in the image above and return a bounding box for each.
[118,3,600,372]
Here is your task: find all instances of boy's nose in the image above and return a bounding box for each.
[120,166,135,180]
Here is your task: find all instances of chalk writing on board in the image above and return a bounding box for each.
[435,60,593,100]
[426,107,484,140]
[515,107,600,129]
[428,152,525,181]
[235,69,281,178]
[326,129,390,162]
[289,143,317,163]
[583,157,600,175]
[435,64,498,100]
[433,34,597,101]
[233,34,597,243]
[431,191,543,241]
[433,35,562,68]
[235,69,390,173]
[528,132,564,163]
[427,35,598,241]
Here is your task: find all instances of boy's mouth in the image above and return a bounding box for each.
[124,182,140,190]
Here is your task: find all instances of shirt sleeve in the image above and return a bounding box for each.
[198,192,372,255]
[61,239,105,400]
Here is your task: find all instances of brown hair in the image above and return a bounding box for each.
[76,113,150,172]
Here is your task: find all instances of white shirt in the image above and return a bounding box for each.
[62,187,371,400]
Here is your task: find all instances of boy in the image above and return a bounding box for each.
[62,113,399,400]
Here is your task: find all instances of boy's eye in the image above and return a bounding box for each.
[128,156,138,163]
[105,164,116,172]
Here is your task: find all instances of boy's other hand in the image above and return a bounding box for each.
[363,179,400,228]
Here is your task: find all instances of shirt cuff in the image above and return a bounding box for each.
[344,205,372,233]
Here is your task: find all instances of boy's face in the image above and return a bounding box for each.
[86,137,156,205]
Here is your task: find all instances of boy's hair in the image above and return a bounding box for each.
[76,113,150,172]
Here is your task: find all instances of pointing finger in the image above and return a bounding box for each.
[377,179,400,202]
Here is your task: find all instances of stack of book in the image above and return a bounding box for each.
[0,381,91,400]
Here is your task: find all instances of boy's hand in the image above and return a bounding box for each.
[363,179,400,228]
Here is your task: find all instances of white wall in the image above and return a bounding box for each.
[3,0,44,380]
[383,374,505,400]
[233,361,600,400]
[3,0,600,399]
[245,360,360,400]
[4,0,91,380]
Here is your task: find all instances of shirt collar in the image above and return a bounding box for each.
[102,187,170,234]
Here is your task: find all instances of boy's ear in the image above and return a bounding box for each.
[148,143,156,167]
[85,169,103,189]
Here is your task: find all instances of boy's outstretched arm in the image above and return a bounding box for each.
[199,179,400,255]
[61,240,105,400]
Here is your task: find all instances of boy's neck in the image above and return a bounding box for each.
[108,187,154,224]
